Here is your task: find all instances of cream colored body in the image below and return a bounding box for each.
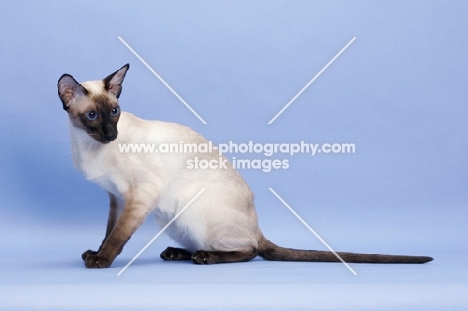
[70,109,261,253]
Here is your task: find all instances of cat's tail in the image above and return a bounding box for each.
[257,236,433,264]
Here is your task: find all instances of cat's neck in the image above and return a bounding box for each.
[68,119,106,177]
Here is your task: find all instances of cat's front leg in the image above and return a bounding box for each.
[81,193,123,263]
[83,198,150,268]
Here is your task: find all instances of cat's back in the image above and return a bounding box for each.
[117,111,204,144]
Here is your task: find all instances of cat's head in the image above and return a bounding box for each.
[57,64,129,144]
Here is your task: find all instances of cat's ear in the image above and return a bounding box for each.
[57,74,88,110]
[103,63,130,98]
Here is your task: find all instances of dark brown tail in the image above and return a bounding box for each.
[258,236,433,264]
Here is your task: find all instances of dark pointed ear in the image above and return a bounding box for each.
[103,64,130,98]
[57,74,88,110]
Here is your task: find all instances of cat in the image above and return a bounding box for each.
[58,64,433,268]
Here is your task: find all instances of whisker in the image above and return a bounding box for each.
[65,133,97,156]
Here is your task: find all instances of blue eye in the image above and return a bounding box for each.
[111,106,120,117]
[86,111,98,121]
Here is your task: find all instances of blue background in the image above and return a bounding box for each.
[1,1,467,310]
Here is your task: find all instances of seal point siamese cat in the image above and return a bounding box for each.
[58,64,433,268]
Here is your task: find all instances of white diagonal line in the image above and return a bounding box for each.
[268,37,356,124]
[117,188,206,276]
[268,188,357,275]
[118,36,207,125]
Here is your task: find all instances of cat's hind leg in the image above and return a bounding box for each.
[191,247,258,264]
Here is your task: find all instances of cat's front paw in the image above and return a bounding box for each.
[82,251,111,268]
[82,249,98,261]
[192,250,214,264]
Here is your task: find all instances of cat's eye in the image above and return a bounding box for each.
[111,107,120,117]
[86,111,98,121]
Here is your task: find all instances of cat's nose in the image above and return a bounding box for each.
[103,125,117,142]
[105,133,117,141]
